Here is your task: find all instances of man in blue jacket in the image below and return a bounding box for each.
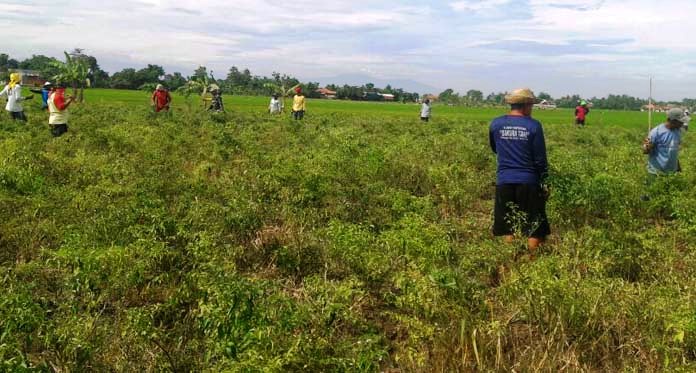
[30,81,52,110]
[489,88,550,255]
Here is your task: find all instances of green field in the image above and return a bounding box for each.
[79,88,656,128]
[1,89,695,371]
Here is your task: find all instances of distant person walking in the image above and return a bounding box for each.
[489,88,550,255]
[643,108,689,178]
[30,81,52,110]
[269,94,283,114]
[575,100,590,127]
[151,84,172,113]
[292,87,306,120]
[420,99,431,122]
[207,84,224,112]
[47,82,74,137]
[0,73,33,121]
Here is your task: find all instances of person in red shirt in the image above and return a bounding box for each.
[151,84,172,113]
[575,100,590,127]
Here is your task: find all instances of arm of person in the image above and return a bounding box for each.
[489,125,497,153]
[54,92,74,110]
[531,125,549,183]
[166,92,172,105]
[643,129,658,154]
[0,86,8,98]
[30,88,42,94]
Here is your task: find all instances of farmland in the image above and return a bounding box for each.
[1,89,695,371]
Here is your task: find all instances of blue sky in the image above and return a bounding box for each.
[2,0,695,100]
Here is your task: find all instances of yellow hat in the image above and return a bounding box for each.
[8,73,21,88]
[505,88,539,104]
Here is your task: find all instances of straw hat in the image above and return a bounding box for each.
[505,88,540,104]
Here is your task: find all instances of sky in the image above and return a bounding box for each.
[2,0,696,100]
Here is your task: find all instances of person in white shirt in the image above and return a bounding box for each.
[269,94,283,114]
[0,73,33,121]
[420,99,431,122]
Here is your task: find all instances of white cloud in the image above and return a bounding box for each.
[5,0,696,99]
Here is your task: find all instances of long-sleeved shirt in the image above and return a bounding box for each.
[269,98,282,113]
[30,87,51,108]
[0,84,24,112]
[489,115,548,185]
[292,95,305,111]
[421,103,431,118]
[48,88,70,125]
[575,106,589,120]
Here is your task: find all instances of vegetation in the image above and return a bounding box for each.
[0,90,695,371]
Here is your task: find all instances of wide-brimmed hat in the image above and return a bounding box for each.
[156,84,164,90]
[43,81,53,87]
[668,108,690,124]
[505,88,540,104]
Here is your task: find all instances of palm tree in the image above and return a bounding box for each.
[51,52,91,102]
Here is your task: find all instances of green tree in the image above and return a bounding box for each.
[51,51,91,102]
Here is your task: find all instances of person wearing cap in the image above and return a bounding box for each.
[489,88,550,254]
[292,87,306,120]
[47,82,74,137]
[642,107,689,178]
[575,100,590,127]
[151,84,172,113]
[0,73,33,121]
[207,84,224,112]
[420,99,432,122]
[269,93,283,115]
[30,81,53,110]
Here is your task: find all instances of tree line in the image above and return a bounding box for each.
[437,88,694,111]
[2,50,693,109]
[0,51,420,102]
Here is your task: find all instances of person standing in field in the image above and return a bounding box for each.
[30,81,52,110]
[269,93,283,114]
[207,85,224,112]
[151,84,172,113]
[489,88,550,255]
[575,100,590,127]
[292,87,306,120]
[0,73,33,121]
[420,99,431,122]
[643,108,689,179]
[47,82,74,137]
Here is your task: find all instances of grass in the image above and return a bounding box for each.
[1,89,694,371]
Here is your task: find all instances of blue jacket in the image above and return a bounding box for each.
[489,115,548,185]
[30,88,51,108]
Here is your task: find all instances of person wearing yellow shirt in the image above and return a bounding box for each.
[292,87,306,120]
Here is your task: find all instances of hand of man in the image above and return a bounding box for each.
[541,185,551,201]
[642,137,653,154]
[25,94,34,100]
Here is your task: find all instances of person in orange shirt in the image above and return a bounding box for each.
[151,84,172,113]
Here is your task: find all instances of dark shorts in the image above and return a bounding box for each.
[421,116,430,122]
[10,111,26,121]
[51,123,68,137]
[293,110,305,120]
[576,118,585,125]
[493,184,550,239]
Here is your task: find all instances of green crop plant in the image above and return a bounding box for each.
[1,90,695,371]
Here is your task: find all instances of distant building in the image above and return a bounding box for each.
[641,103,673,113]
[534,99,557,110]
[10,69,44,87]
[316,87,337,99]
[380,93,395,101]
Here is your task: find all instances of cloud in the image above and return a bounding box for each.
[5,0,696,100]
